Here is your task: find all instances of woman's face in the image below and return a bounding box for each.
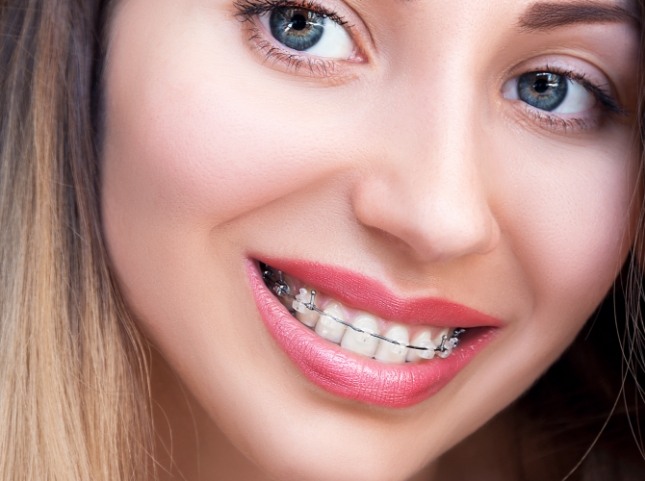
[101,0,640,480]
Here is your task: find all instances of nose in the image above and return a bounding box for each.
[352,91,500,264]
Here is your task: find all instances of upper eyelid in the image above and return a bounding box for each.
[234,4,362,77]
[234,0,348,26]
[502,56,620,94]
[502,70,626,135]
[535,67,623,113]
[234,0,376,79]
[233,0,374,53]
[509,69,624,115]
[236,2,628,119]
[500,58,624,106]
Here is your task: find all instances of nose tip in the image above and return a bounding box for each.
[352,172,500,263]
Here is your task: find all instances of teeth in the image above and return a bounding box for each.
[314,302,347,343]
[340,314,380,357]
[292,288,319,327]
[263,267,463,363]
[432,327,451,347]
[438,337,459,359]
[406,330,436,362]
[374,325,409,364]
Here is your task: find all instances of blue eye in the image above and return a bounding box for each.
[259,7,354,58]
[267,8,324,51]
[504,70,597,114]
[517,72,568,111]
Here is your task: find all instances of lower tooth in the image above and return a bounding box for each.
[374,326,409,364]
[315,302,346,343]
[340,315,380,358]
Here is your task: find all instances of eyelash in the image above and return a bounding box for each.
[514,65,626,133]
[233,0,356,76]
[233,1,628,133]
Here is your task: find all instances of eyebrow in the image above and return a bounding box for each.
[518,1,640,31]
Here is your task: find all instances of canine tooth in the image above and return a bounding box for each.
[438,337,459,359]
[340,314,380,358]
[431,327,452,347]
[292,288,319,327]
[315,302,346,344]
[406,331,436,362]
[374,325,409,364]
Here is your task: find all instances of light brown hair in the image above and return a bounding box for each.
[0,1,150,480]
[0,1,643,480]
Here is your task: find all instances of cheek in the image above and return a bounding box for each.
[496,136,639,316]
[103,72,303,227]
[101,8,361,232]
[99,3,370,349]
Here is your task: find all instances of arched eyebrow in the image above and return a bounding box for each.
[517,1,640,30]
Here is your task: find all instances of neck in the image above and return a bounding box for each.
[149,351,272,481]
[432,408,522,481]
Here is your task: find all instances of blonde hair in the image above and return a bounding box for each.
[0,1,644,481]
[0,1,151,480]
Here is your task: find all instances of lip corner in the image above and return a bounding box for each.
[246,257,496,408]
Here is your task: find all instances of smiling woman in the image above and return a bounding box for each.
[0,1,644,481]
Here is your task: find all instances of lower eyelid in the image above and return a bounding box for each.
[245,24,342,76]
[241,16,365,79]
[516,101,602,134]
[500,71,608,133]
[500,86,594,134]
[235,0,371,75]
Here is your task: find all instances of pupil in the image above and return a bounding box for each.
[290,13,308,30]
[533,77,550,94]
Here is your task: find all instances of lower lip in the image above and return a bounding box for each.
[247,260,495,408]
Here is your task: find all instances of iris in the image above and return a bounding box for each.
[517,72,568,111]
[269,8,326,51]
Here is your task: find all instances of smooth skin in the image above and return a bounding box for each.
[101,0,640,480]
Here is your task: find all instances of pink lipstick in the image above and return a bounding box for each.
[247,258,500,408]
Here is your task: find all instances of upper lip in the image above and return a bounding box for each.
[257,257,503,328]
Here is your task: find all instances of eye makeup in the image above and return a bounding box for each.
[233,0,365,77]
[232,0,633,135]
[502,63,628,133]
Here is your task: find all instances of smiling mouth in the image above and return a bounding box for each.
[261,262,465,364]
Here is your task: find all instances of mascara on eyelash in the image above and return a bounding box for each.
[234,0,358,76]
[233,0,349,27]
[529,110,595,133]
[541,65,627,116]
[243,21,340,76]
[234,3,628,125]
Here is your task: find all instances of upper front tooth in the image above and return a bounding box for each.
[406,330,436,362]
[292,288,319,327]
[340,314,380,358]
[374,325,409,364]
[315,302,346,344]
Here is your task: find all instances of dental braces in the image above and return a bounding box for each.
[261,264,465,357]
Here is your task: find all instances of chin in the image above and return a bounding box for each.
[251,448,426,481]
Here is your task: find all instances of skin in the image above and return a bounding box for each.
[101,0,640,480]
